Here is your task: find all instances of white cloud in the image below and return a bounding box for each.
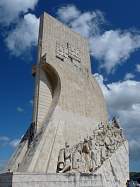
[16,106,24,112]
[136,64,140,72]
[95,73,140,114]
[0,136,19,148]
[57,5,140,73]
[57,5,81,23]
[124,73,135,80]
[5,13,39,56]
[90,30,140,73]
[0,136,10,142]
[94,73,140,161]
[9,139,20,148]
[0,0,39,57]
[70,11,104,37]
[57,5,104,37]
[0,0,38,26]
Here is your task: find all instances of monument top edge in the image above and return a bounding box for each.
[40,11,88,42]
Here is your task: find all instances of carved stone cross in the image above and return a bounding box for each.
[56,42,81,63]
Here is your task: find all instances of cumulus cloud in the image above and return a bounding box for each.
[57,5,81,23]
[94,73,140,117]
[5,13,39,56]
[90,31,140,73]
[0,0,38,26]
[57,5,104,37]
[124,73,135,80]
[57,5,140,73]
[94,73,140,161]
[0,0,39,57]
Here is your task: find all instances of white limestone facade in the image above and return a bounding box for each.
[0,12,129,187]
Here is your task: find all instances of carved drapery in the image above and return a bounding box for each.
[57,118,125,173]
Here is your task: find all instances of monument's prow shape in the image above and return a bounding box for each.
[6,12,108,173]
[2,12,129,187]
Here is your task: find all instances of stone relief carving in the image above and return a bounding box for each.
[57,117,125,173]
[56,42,69,61]
[56,42,81,65]
[68,43,81,62]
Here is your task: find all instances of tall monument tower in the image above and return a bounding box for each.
[1,12,129,187]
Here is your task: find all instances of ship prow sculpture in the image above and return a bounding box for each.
[0,12,129,187]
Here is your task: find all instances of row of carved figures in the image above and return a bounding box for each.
[57,117,125,173]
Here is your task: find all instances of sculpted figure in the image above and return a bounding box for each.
[82,138,90,154]
[91,127,104,168]
[120,128,125,139]
[100,141,107,163]
[94,142,101,167]
[89,136,97,171]
[105,128,116,154]
[111,120,124,148]
[98,122,104,129]
[82,138,92,172]
[72,143,83,171]
[112,117,120,129]
[113,130,123,148]
[57,148,65,172]
[58,142,72,173]
[57,121,125,174]
[97,130,107,163]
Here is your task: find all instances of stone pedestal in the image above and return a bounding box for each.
[0,172,103,187]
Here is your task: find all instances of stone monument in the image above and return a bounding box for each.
[0,12,129,187]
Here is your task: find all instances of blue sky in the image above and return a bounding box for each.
[0,0,140,172]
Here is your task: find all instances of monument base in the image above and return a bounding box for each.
[0,172,104,187]
[0,142,128,187]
